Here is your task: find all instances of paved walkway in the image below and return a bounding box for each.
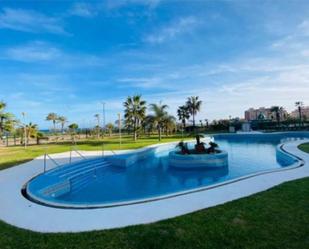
[0,140,308,233]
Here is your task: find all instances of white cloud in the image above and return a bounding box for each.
[106,0,162,10]
[271,18,309,53]
[145,16,199,44]
[298,20,309,36]
[2,41,107,67]
[5,41,62,62]
[69,3,96,18]
[0,8,68,34]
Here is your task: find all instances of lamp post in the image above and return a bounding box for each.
[101,102,106,137]
[22,112,26,149]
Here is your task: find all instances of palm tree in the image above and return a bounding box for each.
[106,123,114,137]
[3,117,17,134]
[57,116,67,133]
[177,105,190,130]
[0,101,6,111]
[148,102,169,141]
[142,115,155,136]
[205,119,209,128]
[123,95,147,141]
[186,96,202,129]
[163,115,176,136]
[25,122,38,145]
[0,102,16,137]
[0,101,7,135]
[68,123,78,133]
[270,106,283,127]
[46,113,58,132]
[295,101,304,126]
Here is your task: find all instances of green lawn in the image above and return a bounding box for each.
[0,140,308,249]
[0,177,308,249]
[0,134,194,170]
[299,142,309,153]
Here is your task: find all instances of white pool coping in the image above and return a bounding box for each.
[0,138,308,233]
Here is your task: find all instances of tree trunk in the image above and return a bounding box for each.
[298,106,302,126]
[192,113,195,127]
[133,118,137,141]
[0,117,3,134]
[277,113,280,127]
[134,131,137,141]
[158,127,161,141]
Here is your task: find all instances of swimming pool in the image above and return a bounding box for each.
[25,132,308,208]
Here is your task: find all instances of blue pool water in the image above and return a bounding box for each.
[26,132,309,207]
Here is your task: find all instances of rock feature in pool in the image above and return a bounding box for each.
[169,135,228,169]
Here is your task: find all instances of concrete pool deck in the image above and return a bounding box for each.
[0,139,308,233]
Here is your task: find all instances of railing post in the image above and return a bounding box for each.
[102,142,104,157]
[44,153,47,172]
[69,147,72,164]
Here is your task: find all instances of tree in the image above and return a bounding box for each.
[3,117,17,134]
[68,123,78,133]
[57,116,67,133]
[186,96,202,129]
[123,95,147,141]
[0,102,16,137]
[148,102,169,141]
[106,123,114,137]
[46,113,58,132]
[205,119,209,128]
[124,117,133,135]
[0,102,7,134]
[295,101,304,126]
[0,101,6,111]
[25,122,38,145]
[163,115,176,136]
[270,106,283,127]
[142,115,155,136]
[177,105,190,130]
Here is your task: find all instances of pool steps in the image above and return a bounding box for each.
[38,158,112,198]
[58,161,111,178]
[70,173,96,194]
[46,158,104,176]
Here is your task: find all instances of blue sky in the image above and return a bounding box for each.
[0,0,308,129]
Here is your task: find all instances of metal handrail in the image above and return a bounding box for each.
[101,141,116,157]
[69,146,87,164]
[43,153,60,172]
[101,142,104,157]
[72,146,87,159]
[100,142,117,156]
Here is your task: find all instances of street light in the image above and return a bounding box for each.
[101,102,106,137]
[118,113,122,148]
